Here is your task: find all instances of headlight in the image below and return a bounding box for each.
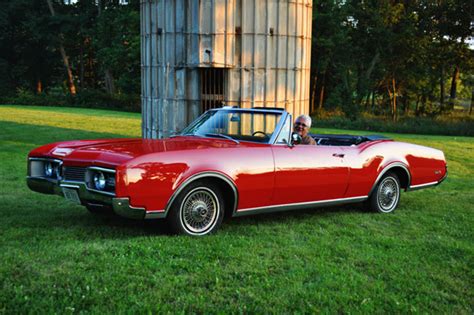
[43,160,61,179]
[93,171,106,190]
[28,158,62,179]
[44,162,54,177]
[87,168,115,194]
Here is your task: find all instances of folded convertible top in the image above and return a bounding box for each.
[310,134,391,146]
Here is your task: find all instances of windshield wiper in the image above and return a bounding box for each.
[204,133,240,144]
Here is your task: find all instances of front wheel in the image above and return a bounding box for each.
[167,181,224,236]
[369,172,401,213]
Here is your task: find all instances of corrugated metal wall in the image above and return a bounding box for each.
[141,0,313,139]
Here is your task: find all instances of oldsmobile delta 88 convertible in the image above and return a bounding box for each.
[27,107,447,236]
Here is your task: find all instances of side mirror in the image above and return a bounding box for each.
[290,132,302,146]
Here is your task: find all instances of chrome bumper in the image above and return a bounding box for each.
[27,177,166,220]
[112,198,166,219]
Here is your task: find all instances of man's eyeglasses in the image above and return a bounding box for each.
[295,122,308,128]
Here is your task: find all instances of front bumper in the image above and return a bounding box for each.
[112,198,166,219]
[27,177,165,220]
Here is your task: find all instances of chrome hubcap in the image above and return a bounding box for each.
[377,177,399,212]
[180,188,218,234]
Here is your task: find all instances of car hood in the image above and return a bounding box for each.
[35,136,255,167]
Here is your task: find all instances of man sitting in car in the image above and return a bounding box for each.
[294,115,316,145]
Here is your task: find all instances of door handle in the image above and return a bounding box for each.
[332,153,345,158]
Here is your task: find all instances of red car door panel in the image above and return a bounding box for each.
[271,145,349,205]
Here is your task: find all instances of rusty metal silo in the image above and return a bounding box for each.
[141,0,313,139]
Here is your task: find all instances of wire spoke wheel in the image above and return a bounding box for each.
[179,187,219,234]
[376,176,400,212]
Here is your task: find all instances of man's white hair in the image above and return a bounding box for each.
[295,114,312,128]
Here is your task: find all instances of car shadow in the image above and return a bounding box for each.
[5,206,171,239]
[75,211,174,237]
[13,203,369,240]
[40,201,372,237]
[225,203,370,227]
[86,212,172,236]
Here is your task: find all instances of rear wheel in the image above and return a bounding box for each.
[167,181,224,236]
[369,172,401,213]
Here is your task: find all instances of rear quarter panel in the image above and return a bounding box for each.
[343,140,446,197]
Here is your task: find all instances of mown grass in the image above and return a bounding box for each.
[0,105,473,313]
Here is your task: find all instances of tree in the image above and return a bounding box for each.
[93,2,140,94]
[46,0,76,95]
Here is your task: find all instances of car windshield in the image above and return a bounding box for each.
[180,109,283,143]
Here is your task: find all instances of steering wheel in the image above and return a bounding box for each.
[252,131,268,138]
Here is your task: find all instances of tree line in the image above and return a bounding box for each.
[311,0,473,119]
[0,0,472,118]
[0,0,140,109]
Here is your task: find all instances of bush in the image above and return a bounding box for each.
[313,111,474,136]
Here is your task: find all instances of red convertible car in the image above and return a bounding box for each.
[27,107,447,236]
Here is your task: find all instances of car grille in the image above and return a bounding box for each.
[63,166,86,182]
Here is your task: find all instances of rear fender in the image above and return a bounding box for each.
[368,162,411,196]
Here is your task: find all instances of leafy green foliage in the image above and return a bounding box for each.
[314,110,474,136]
[0,0,60,95]
[0,89,140,112]
[0,0,140,98]
[311,0,474,118]
[93,5,140,94]
[0,106,473,313]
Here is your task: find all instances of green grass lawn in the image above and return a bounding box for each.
[0,105,473,313]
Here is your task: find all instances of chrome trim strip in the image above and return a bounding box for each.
[60,183,80,189]
[61,180,84,185]
[269,111,290,145]
[208,107,287,114]
[234,196,368,217]
[29,157,63,163]
[368,162,411,196]
[164,172,239,217]
[408,181,439,191]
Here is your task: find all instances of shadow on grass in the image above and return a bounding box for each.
[89,213,172,236]
[5,206,172,238]
[226,202,370,227]
[4,201,370,240]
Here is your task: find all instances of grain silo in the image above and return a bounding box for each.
[141,0,313,139]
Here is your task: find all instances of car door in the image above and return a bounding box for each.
[270,144,350,205]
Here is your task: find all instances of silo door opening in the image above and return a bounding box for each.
[200,68,227,112]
